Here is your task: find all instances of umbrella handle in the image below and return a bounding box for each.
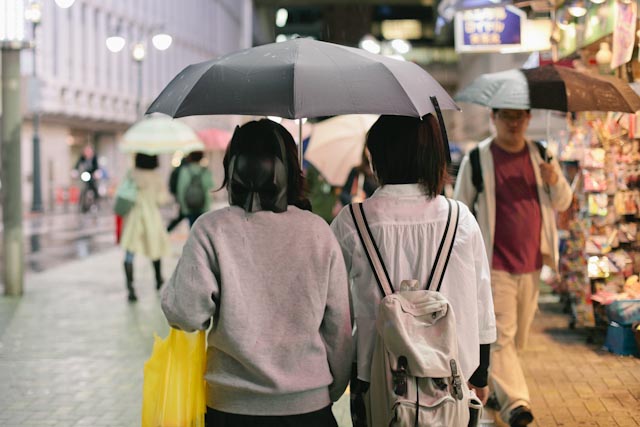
[429,96,451,164]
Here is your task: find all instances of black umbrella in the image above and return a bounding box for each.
[146,38,458,119]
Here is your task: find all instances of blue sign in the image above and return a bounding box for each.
[455,5,525,53]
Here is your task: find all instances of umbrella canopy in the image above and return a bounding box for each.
[121,116,204,154]
[455,65,640,113]
[305,115,378,187]
[455,69,529,110]
[146,38,459,119]
[522,65,640,113]
[196,128,232,151]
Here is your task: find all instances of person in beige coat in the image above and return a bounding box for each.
[120,153,170,302]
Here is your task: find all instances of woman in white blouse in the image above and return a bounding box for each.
[330,114,497,425]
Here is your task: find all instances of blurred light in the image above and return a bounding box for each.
[152,33,172,51]
[590,0,606,4]
[275,8,288,28]
[25,1,42,25]
[54,0,75,8]
[106,35,125,53]
[568,1,587,17]
[0,0,26,42]
[171,151,184,168]
[359,35,381,54]
[391,39,411,54]
[80,171,91,182]
[267,116,283,123]
[589,15,600,25]
[381,19,422,40]
[276,34,288,43]
[132,43,146,61]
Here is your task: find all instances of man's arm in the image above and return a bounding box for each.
[540,157,572,212]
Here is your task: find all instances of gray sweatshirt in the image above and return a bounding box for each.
[161,205,352,416]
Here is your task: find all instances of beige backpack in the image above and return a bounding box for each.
[350,199,482,427]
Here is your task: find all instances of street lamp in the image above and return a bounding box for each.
[0,0,31,296]
[106,30,172,118]
[53,0,75,8]
[25,0,43,213]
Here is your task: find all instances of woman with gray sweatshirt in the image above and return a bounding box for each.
[161,119,353,427]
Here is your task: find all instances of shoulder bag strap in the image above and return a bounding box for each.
[426,199,460,292]
[350,203,394,297]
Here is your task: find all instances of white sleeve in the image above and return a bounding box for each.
[473,220,496,344]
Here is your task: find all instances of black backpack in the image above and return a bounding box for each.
[184,168,206,212]
[469,141,550,214]
[168,164,182,196]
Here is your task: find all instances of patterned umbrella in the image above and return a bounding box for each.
[456,65,640,113]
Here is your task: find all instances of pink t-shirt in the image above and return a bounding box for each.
[490,143,542,273]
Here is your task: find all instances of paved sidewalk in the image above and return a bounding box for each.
[0,233,350,427]
[486,300,640,427]
[0,231,638,426]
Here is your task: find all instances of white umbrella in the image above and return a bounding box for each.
[120,116,204,155]
[305,115,378,187]
[454,69,530,110]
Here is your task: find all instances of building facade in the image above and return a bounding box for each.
[16,0,252,211]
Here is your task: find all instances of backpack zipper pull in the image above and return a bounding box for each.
[450,359,463,400]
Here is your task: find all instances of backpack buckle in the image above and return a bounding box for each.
[392,356,408,396]
[450,359,464,400]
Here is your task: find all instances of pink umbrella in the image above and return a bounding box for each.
[196,128,232,151]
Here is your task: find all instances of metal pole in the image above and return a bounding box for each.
[298,118,303,167]
[31,21,43,212]
[2,47,25,296]
[136,60,143,118]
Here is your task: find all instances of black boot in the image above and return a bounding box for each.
[124,261,137,302]
[153,260,164,290]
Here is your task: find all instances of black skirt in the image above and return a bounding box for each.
[205,405,337,427]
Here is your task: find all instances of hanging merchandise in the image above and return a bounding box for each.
[558,111,640,351]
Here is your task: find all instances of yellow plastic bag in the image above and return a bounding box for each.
[142,328,207,427]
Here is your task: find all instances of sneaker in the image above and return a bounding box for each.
[509,406,534,427]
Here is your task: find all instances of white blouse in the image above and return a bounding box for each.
[331,184,496,382]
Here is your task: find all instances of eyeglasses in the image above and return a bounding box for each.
[495,111,529,122]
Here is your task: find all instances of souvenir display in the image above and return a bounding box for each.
[558,113,640,334]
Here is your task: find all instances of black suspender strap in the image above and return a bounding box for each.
[350,199,460,296]
[428,199,460,292]
[350,203,394,297]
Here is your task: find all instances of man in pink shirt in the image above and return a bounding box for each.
[454,109,572,427]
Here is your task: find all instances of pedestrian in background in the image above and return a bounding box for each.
[120,153,170,302]
[176,150,215,227]
[454,108,572,427]
[339,147,377,206]
[166,155,186,232]
[331,115,496,426]
[161,119,352,427]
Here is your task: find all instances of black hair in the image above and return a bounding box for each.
[366,114,448,198]
[135,153,158,170]
[187,151,204,162]
[221,119,311,211]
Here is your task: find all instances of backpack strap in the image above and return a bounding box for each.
[426,199,460,292]
[350,199,460,297]
[350,203,394,297]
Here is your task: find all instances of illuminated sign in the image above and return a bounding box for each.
[454,5,525,53]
